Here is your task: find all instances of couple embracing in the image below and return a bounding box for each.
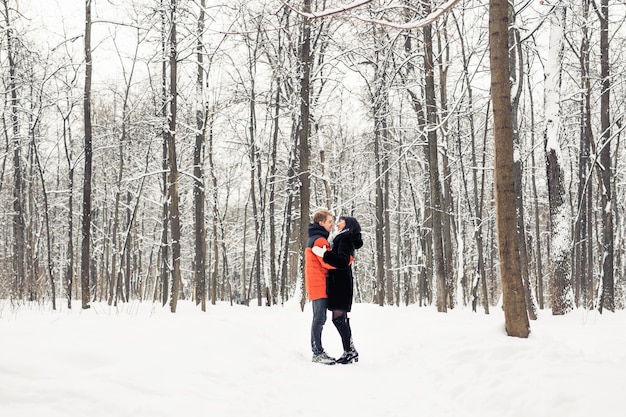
[305,209,363,365]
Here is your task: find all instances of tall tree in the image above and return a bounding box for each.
[423,0,447,312]
[3,0,26,301]
[80,0,93,309]
[598,0,614,312]
[489,0,530,337]
[159,0,170,307]
[544,4,572,315]
[167,0,183,313]
[194,0,208,311]
[575,0,593,309]
[297,0,313,310]
[509,2,536,320]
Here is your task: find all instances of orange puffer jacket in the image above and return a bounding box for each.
[304,224,335,301]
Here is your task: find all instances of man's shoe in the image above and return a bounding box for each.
[312,351,336,365]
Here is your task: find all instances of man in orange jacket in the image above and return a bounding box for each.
[305,209,336,364]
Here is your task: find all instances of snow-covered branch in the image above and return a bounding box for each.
[279,0,375,19]
[280,0,461,30]
[353,0,462,30]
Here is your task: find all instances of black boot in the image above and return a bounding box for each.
[333,316,358,364]
[336,343,358,364]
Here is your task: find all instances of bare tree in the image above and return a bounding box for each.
[509,3,536,320]
[422,0,447,312]
[167,0,183,313]
[159,0,170,307]
[598,0,614,312]
[297,0,313,311]
[80,0,93,309]
[544,4,572,315]
[193,0,208,311]
[489,0,530,337]
[2,0,27,301]
[571,0,593,310]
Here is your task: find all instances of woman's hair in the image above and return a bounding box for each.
[312,209,333,224]
[340,216,361,234]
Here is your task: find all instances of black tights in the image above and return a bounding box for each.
[332,310,346,320]
[331,310,352,351]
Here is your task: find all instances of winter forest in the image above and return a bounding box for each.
[1,0,624,328]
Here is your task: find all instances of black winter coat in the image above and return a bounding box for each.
[323,229,363,312]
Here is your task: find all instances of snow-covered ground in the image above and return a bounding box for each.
[1,300,623,417]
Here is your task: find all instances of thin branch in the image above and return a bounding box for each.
[280,0,462,30]
[354,0,462,30]
[279,0,375,19]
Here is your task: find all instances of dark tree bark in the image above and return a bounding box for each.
[574,0,592,309]
[526,74,544,310]
[62,112,75,309]
[3,0,26,301]
[509,5,537,320]
[80,0,93,310]
[598,0,614,312]
[208,118,219,306]
[298,0,312,311]
[168,0,183,313]
[423,1,447,312]
[489,0,530,337]
[194,0,208,311]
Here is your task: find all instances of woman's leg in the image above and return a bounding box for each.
[332,310,358,363]
[331,310,352,352]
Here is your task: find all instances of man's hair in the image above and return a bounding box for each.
[312,209,333,224]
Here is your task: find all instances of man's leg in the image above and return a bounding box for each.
[311,298,327,354]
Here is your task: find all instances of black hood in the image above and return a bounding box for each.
[307,223,329,248]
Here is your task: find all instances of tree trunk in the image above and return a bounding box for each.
[489,0,530,337]
[168,0,183,313]
[509,6,537,320]
[526,74,544,310]
[194,0,207,311]
[374,112,385,306]
[247,44,263,306]
[63,116,75,309]
[298,0,312,311]
[159,0,170,307]
[80,0,93,310]
[575,0,592,309]
[423,7,447,312]
[598,0,614,312]
[32,128,57,310]
[544,5,572,315]
[4,0,26,302]
[436,19,456,309]
[269,72,280,305]
[207,118,219,305]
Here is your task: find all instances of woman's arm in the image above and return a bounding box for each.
[322,237,353,269]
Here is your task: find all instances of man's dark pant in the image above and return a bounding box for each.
[311,298,328,354]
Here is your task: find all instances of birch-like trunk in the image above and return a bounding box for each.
[159,0,170,306]
[544,5,573,315]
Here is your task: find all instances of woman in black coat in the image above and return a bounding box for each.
[312,216,362,364]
